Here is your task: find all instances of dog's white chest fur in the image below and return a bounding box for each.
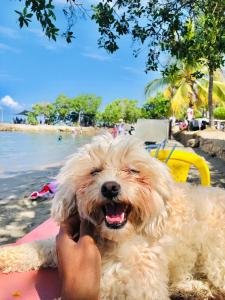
[100,235,170,300]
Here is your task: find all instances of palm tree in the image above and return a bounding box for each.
[145,61,225,118]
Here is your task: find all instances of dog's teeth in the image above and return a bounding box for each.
[106,212,125,224]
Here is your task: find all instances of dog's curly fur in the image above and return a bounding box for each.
[0,135,225,300]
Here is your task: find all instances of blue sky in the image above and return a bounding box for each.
[0,0,159,121]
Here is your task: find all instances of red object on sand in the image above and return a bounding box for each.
[0,219,60,300]
[30,185,52,200]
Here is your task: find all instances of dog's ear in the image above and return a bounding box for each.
[141,159,174,239]
[51,156,78,223]
[142,200,169,239]
[51,180,77,223]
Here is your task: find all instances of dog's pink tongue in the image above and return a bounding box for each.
[105,203,125,224]
[106,212,125,224]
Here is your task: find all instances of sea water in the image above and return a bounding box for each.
[0,131,91,178]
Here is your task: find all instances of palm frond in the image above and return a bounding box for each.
[195,81,208,106]
[163,87,173,98]
[145,78,168,97]
[213,69,225,82]
[171,83,192,115]
[201,79,225,104]
[212,81,225,103]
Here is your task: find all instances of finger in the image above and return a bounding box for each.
[56,230,73,248]
[56,229,77,257]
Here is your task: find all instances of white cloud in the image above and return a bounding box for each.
[122,66,143,75]
[82,52,111,61]
[0,26,19,39]
[43,41,69,51]
[26,28,68,51]
[0,43,20,53]
[27,28,45,38]
[0,96,22,111]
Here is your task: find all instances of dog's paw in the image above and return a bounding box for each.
[0,244,44,273]
[0,239,57,273]
[170,279,213,299]
[0,245,35,273]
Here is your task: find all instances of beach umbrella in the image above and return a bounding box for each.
[16,110,30,116]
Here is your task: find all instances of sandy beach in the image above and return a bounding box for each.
[0,140,225,246]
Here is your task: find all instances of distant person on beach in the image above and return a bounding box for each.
[169,116,176,127]
[128,126,135,135]
[118,122,125,135]
[187,104,194,122]
[112,125,118,138]
[72,127,77,136]
[56,215,101,300]
[179,120,188,131]
[187,104,194,130]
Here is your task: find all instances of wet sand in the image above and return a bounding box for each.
[0,165,60,245]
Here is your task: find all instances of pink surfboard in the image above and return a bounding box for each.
[0,219,60,300]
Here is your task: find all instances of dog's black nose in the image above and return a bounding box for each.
[101,181,121,199]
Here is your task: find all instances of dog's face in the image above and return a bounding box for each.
[52,135,174,241]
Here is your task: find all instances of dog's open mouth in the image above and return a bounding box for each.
[102,202,130,229]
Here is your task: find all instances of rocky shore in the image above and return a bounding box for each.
[173,127,225,161]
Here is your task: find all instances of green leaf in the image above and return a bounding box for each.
[15,10,22,15]
[23,7,27,15]
[24,19,29,27]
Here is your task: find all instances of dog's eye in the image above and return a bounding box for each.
[90,168,102,176]
[128,169,140,174]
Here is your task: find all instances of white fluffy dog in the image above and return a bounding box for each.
[0,136,225,300]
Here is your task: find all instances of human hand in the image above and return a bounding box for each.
[56,214,101,300]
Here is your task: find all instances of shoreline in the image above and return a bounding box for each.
[0,123,102,135]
